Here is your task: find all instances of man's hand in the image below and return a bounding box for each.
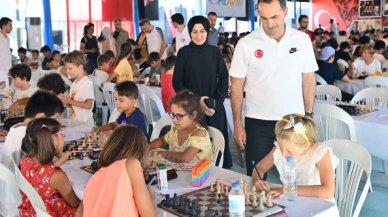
[234,123,246,151]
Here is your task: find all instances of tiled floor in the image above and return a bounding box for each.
[227,139,388,217]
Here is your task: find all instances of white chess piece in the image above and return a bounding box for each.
[266,194,273,207]
[251,186,258,207]
[244,182,251,205]
[210,181,215,192]
[258,197,265,210]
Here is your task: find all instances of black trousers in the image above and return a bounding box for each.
[245,117,277,178]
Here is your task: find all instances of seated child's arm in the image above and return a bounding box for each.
[53,151,72,166]
[149,136,167,149]
[58,94,94,109]
[50,170,81,208]
[126,159,157,217]
[252,147,275,192]
[297,152,335,199]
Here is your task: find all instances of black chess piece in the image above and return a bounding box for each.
[91,161,98,171]
[172,194,179,209]
[217,193,222,204]
[165,194,172,207]
[190,201,200,217]
[214,210,220,217]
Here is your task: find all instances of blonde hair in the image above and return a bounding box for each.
[63,50,87,70]
[275,114,317,147]
[98,125,148,169]
[359,44,374,56]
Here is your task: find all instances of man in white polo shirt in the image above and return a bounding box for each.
[229,0,317,176]
[140,19,167,56]
[171,13,190,55]
[0,17,13,91]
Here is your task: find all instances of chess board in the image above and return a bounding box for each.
[158,186,287,217]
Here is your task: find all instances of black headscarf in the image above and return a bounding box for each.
[187,15,210,39]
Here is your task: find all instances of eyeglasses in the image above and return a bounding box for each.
[168,112,189,121]
[54,129,65,137]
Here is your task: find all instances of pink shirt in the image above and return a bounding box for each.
[83,159,139,216]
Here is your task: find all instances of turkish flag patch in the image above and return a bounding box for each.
[255,49,263,58]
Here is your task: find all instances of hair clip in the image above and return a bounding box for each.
[282,115,309,142]
[41,124,47,128]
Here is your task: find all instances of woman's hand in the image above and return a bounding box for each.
[199,96,215,117]
[254,180,270,192]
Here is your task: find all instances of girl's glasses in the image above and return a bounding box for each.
[168,112,189,121]
[54,129,65,137]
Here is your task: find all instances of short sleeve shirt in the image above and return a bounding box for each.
[146,26,164,54]
[316,60,346,85]
[116,108,147,136]
[229,26,318,120]
[69,76,95,126]
[175,26,191,55]
[353,57,382,76]
[81,36,99,59]
[114,58,133,83]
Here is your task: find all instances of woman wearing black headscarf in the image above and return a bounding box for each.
[173,16,232,169]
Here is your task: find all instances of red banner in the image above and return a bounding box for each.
[102,0,134,37]
[312,0,359,32]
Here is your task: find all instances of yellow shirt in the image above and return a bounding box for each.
[114,58,133,83]
[164,126,213,161]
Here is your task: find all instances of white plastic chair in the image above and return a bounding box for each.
[137,84,166,134]
[322,139,372,217]
[313,102,357,142]
[337,59,349,73]
[150,113,173,141]
[315,84,342,102]
[92,82,108,125]
[108,108,121,123]
[102,82,116,116]
[0,155,50,217]
[351,87,388,107]
[315,73,327,85]
[364,76,388,88]
[208,126,225,168]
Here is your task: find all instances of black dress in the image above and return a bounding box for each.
[173,41,232,168]
[81,35,99,74]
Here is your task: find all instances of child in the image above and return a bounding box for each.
[161,55,176,112]
[107,43,133,83]
[82,125,156,216]
[59,50,95,126]
[104,50,115,74]
[2,90,64,160]
[40,45,53,70]
[252,114,338,199]
[50,50,63,70]
[149,90,213,163]
[29,49,40,70]
[9,64,38,102]
[19,118,81,216]
[95,81,147,136]
[147,52,162,80]
[17,47,29,64]
[37,72,67,95]
[91,54,110,86]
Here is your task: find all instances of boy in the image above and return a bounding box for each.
[104,50,115,74]
[59,50,95,126]
[40,45,53,70]
[161,55,176,112]
[17,47,29,64]
[29,49,40,70]
[9,64,38,102]
[1,90,65,158]
[50,50,63,69]
[96,81,147,136]
[92,54,110,86]
[148,52,162,79]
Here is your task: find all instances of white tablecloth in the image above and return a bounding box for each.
[334,79,365,95]
[62,159,339,217]
[354,108,388,161]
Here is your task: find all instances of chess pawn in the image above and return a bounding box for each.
[210,181,215,192]
[251,195,258,207]
[224,184,229,197]
[258,197,265,211]
[244,183,251,205]
[266,194,273,207]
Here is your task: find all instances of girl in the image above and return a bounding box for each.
[107,42,133,83]
[150,90,213,163]
[19,118,81,216]
[82,125,156,217]
[252,114,338,199]
[353,44,382,77]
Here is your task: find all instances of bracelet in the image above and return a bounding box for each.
[305,112,313,118]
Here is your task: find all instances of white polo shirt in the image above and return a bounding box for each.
[0,33,11,88]
[175,26,191,55]
[146,26,164,54]
[229,26,318,121]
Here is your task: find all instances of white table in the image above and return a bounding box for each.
[334,79,365,95]
[62,159,339,217]
[353,108,388,161]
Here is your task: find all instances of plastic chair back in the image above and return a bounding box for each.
[137,85,165,133]
[313,102,357,142]
[364,76,388,89]
[322,139,372,217]
[208,127,225,168]
[351,87,388,107]
[315,73,327,85]
[150,114,173,141]
[315,84,342,102]
[102,82,116,114]
[337,59,349,73]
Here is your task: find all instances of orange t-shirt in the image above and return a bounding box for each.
[83,159,139,216]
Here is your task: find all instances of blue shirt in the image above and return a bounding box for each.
[116,108,147,136]
[207,29,218,46]
[316,60,346,85]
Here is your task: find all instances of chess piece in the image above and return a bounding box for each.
[258,197,265,211]
[220,183,224,195]
[244,182,251,205]
[210,181,215,192]
[224,184,229,197]
[266,194,273,207]
[172,193,179,209]
[163,211,167,217]
[217,193,222,204]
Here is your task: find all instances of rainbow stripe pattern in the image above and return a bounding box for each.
[192,159,210,187]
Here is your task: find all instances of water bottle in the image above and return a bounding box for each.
[229,182,245,217]
[283,156,297,201]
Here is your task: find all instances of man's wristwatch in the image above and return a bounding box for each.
[305,112,313,118]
